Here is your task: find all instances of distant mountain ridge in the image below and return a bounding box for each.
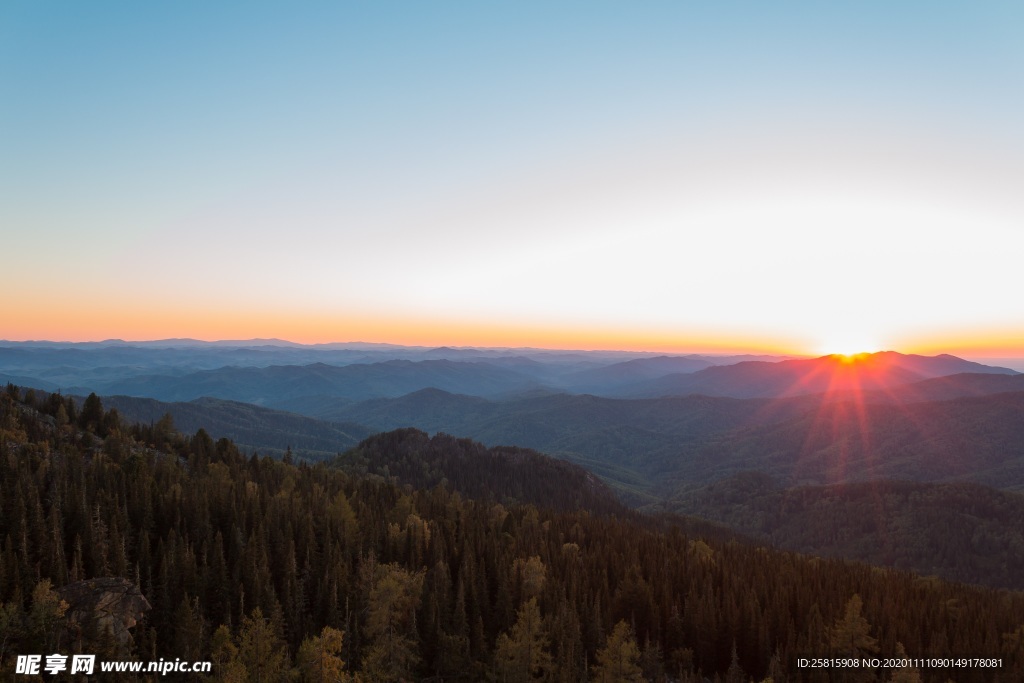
[75,359,548,404]
[824,372,1024,403]
[3,342,1015,403]
[623,351,1018,398]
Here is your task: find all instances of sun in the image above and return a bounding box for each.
[815,336,881,358]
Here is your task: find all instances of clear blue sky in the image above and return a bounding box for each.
[3,2,1023,354]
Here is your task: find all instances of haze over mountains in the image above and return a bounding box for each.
[6,340,1020,497]
[2,339,1017,402]
[2,343,1020,479]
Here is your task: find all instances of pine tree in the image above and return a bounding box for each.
[829,595,879,683]
[725,642,745,683]
[210,624,249,683]
[362,563,424,682]
[0,600,25,667]
[172,595,206,661]
[591,620,644,683]
[829,595,879,656]
[494,597,552,682]
[79,393,104,433]
[297,626,347,683]
[26,579,68,653]
[238,607,289,682]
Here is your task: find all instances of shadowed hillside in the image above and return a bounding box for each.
[99,394,372,460]
[663,391,1024,495]
[672,473,1024,590]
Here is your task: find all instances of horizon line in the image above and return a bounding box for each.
[5,336,1024,361]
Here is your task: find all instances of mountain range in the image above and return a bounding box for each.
[9,340,1024,592]
[3,341,1016,405]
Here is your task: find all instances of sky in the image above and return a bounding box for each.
[2,1,1023,357]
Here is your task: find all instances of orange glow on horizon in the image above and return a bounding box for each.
[3,298,1023,358]
[893,325,1024,359]
[1,297,807,354]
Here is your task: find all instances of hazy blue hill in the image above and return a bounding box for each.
[673,473,1024,590]
[0,341,807,400]
[558,354,714,391]
[86,359,548,404]
[868,372,1024,402]
[324,385,1024,504]
[0,343,381,384]
[0,373,60,392]
[324,389,824,498]
[431,354,580,386]
[8,343,1009,402]
[688,353,803,364]
[420,346,493,359]
[873,351,1018,377]
[99,394,372,460]
[322,387,498,429]
[623,351,1017,399]
[663,391,1024,495]
[328,390,821,450]
[626,358,919,398]
[262,393,356,416]
[8,343,1023,510]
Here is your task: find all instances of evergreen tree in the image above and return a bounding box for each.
[0,600,24,668]
[591,620,643,683]
[829,595,879,656]
[362,563,424,682]
[829,595,879,683]
[494,597,552,682]
[79,392,105,433]
[297,626,347,683]
[26,580,68,653]
[210,624,249,683]
[238,607,289,682]
[172,594,206,661]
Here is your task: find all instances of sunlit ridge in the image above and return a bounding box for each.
[832,352,875,364]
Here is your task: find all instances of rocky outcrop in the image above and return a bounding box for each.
[57,578,151,651]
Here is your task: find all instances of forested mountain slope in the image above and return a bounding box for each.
[673,474,1024,590]
[98,393,371,461]
[662,391,1024,496]
[3,384,1022,682]
[323,387,1024,499]
[334,428,627,516]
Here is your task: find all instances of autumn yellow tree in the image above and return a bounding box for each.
[362,563,424,682]
[494,597,552,682]
[298,626,348,683]
[238,607,289,682]
[830,595,878,656]
[591,620,643,683]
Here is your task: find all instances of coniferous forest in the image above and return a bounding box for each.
[2,384,1023,682]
